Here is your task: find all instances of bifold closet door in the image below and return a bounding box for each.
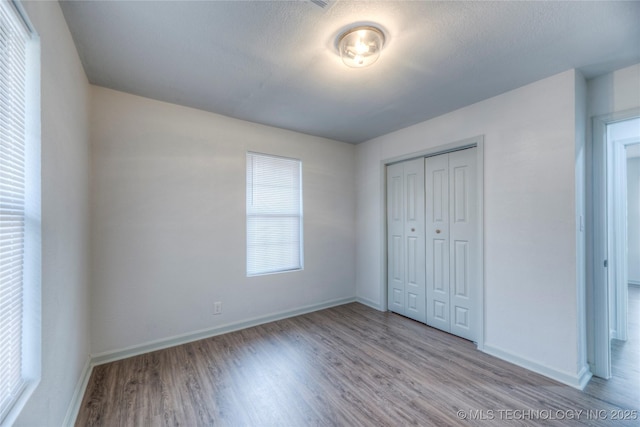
[387,158,426,323]
[425,148,477,341]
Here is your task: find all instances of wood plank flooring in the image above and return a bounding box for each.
[76,297,638,426]
[583,285,639,412]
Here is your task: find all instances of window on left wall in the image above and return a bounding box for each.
[0,1,40,424]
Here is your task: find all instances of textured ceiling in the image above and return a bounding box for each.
[60,0,640,144]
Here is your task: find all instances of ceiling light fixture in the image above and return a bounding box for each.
[338,25,385,68]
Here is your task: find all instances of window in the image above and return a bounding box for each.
[246,152,303,276]
[0,0,40,424]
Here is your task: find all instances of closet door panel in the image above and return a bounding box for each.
[387,158,425,322]
[426,154,450,332]
[404,158,426,322]
[449,148,477,341]
[387,163,405,315]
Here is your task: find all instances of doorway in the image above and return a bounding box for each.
[589,111,640,380]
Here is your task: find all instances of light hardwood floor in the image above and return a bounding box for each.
[76,297,638,426]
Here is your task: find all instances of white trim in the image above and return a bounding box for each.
[62,357,92,427]
[9,0,35,34]
[91,297,356,366]
[379,135,485,349]
[609,138,629,342]
[476,138,485,351]
[0,381,39,427]
[383,138,479,166]
[380,160,388,313]
[629,280,640,287]
[591,113,610,379]
[483,345,592,390]
[356,296,383,311]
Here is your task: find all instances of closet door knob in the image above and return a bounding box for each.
[436,229,441,234]
[411,228,415,232]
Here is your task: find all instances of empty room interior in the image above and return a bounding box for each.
[2,0,640,426]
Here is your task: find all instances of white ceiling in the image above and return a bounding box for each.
[59,0,640,144]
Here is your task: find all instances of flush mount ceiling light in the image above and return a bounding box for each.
[338,25,385,68]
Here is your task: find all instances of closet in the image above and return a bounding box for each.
[387,147,478,342]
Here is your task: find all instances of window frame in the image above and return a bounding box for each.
[0,0,41,424]
[246,151,303,277]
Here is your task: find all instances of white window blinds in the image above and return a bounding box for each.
[246,152,303,276]
[0,1,34,422]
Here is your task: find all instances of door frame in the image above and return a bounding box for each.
[381,135,485,349]
[609,136,632,342]
[589,108,640,378]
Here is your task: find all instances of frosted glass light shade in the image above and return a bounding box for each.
[338,26,385,68]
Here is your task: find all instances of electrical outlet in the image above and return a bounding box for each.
[213,301,222,315]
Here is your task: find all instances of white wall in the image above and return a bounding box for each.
[356,70,587,386]
[574,72,588,382]
[15,1,91,426]
[90,87,356,355]
[628,157,640,284]
[588,64,640,118]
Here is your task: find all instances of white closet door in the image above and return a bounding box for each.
[404,158,426,322]
[425,148,478,341]
[425,154,450,331]
[387,162,405,315]
[387,158,426,322]
[448,148,477,341]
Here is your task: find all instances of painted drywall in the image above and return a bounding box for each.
[89,87,356,355]
[574,71,588,382]
[588,64,640,118]
[356,70,586,386]
[628,157,640,284]
[15,1,91,426]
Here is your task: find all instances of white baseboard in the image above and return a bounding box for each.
[629,280,640,287]
[576,365,594,390]
[610,328,618,341]
[62,356,93,427]
[356,296,383,311]
[91,297,356,366]
[482,344,592,390]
